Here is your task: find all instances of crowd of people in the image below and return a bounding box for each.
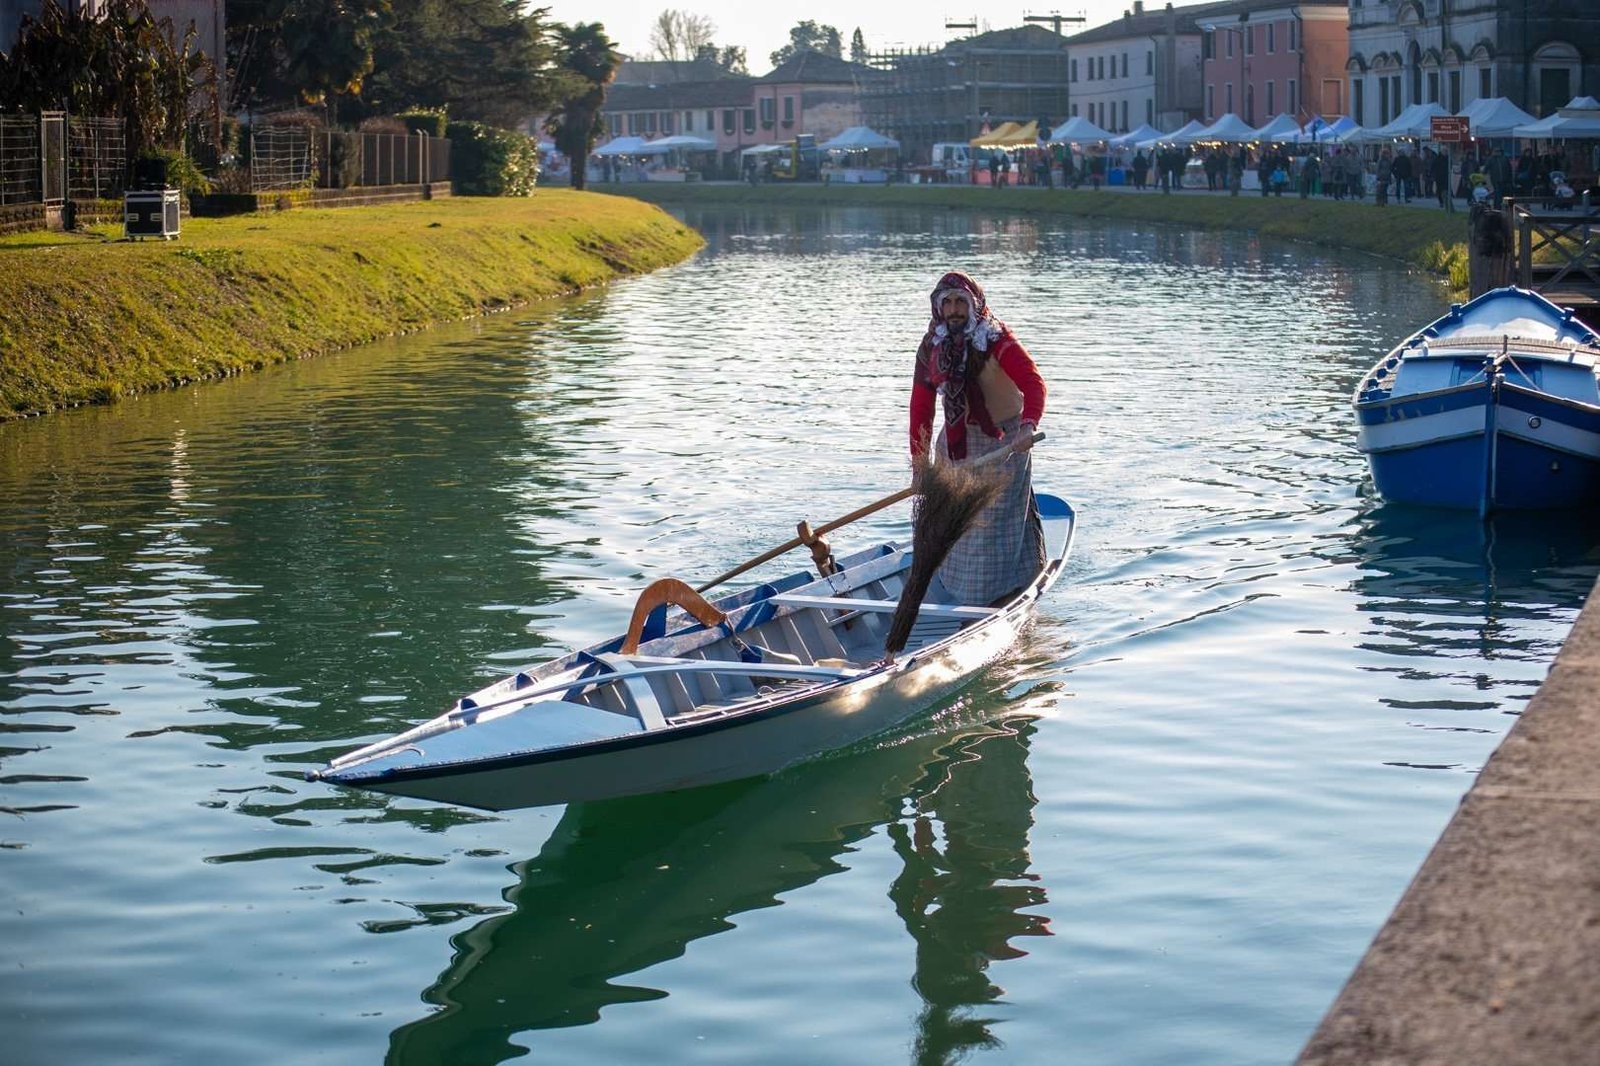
[970,141,1586,208]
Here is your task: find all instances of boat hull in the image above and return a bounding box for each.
[344,603,1029,810]
[1358,382,1600,510]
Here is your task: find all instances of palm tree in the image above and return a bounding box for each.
[546,22,620,191]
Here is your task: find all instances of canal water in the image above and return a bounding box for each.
[4,205,1597,1065]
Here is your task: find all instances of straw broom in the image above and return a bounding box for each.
[883,453,1007,657]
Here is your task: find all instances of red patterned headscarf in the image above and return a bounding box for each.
[919,271,1005,460]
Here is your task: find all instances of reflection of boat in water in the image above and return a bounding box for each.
[386,710,1048,1064]
[1347,506,1600,670]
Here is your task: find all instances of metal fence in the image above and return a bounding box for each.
[2,113,127,205]
[250,128,450,192]
[68,117,126,200]
[0,115,42,205]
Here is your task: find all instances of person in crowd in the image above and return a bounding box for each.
[1300,153,1320,199]
[1346,149,1367,200]
[907,271,1046,607]
[1230,147,1246,196]
[1420,147,1435,199]
[1432,148,1452,208]
[1132,149,1150,190]
[1375,148,1393,206]
[1391,149,1413,203]
[1486,148,1513,207]
[999,151,1012,188]
[987,150,1001,187]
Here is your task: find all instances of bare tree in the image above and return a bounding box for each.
[649,10,716,62]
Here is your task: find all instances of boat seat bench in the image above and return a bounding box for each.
[769,594,997,619]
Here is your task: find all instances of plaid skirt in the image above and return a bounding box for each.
[934,417,1045,606]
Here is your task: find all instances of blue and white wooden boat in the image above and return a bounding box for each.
[309,495,1075,811]
[1354,287,1600,513]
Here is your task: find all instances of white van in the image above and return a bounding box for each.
[930,142,996,184]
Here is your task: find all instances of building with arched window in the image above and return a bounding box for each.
[1346,0,1597,126]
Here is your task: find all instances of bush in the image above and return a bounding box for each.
[399,109,447,138]
[140,149,211,196]
[446,121,539,197]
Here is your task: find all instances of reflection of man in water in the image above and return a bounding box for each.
[888,720,1049,1064]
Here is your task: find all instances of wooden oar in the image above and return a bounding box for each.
[695,431,1043,594]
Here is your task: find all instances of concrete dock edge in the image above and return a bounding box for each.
[1297,576,1600,1065]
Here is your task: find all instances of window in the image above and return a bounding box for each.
[1245,25,1254,56]
[1070,58,1078,82]
[1203,31,1214,60]
[706,109,715,130]
[1378,78,1389,124]
[760,97,775,124]
[662,112,673,134]
[1121,100,1128,129]
[722,109,735,135]
[1391,75,1402,118]
[1147,98,1154,123]
[1121,52,1128,78]
[1288,79,1297,115]
[609,114,621,136]
[1071,103,1079,116]
[1227,35,1234,59]
[1099,56,1106,79]
[1266,80,1274,114]
[1448,70,1461,112]
[683,111,693,132]
[1289,21,1297,50]
[1267,24,1275,53]
[645,113,657,133]
[1226,82,1233,113]
[1245,84,1254,124]
[1353,79,1363,125]
[783,96,794,122]
[742,108,755,134]
[1427,71,1439,103]
[626,113,637,135]
[1207,84,1215,118]
[1479,67,1492,98]
[1147,50,1153,75]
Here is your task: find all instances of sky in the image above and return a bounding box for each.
[539,3,1135,74]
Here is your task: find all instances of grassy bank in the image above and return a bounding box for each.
[620,182,1470,286]
[0,191,704,420]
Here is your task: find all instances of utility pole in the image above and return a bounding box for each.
[1023,13,1087,35]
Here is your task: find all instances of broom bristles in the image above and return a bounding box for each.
[884,456,1007,655]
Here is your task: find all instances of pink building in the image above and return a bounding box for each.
[1200,2,1348,126]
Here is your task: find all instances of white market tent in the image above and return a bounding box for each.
[1456,97,1535,138]
[648,134,716,150]
[819,126,900,151]
[1253,113,1302,142]
[594,135,668,156]
[1138,118,1205,148]
[1180,113,1258,144]
[1358,102,1451,141]
[1314,116,1361,142]
[1110,123,1165,147]
[1513,96,1600,139]
[1048,116,1115,143]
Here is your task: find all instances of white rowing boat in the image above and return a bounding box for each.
[310,468,1074,811]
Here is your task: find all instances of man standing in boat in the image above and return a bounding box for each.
[909,272,1047,606]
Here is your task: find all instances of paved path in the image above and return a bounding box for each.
[1297,577,1600,1065]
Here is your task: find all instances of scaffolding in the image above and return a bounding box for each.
[863,33,1072,163]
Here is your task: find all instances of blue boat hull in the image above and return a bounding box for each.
[1359,382,1600,511]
